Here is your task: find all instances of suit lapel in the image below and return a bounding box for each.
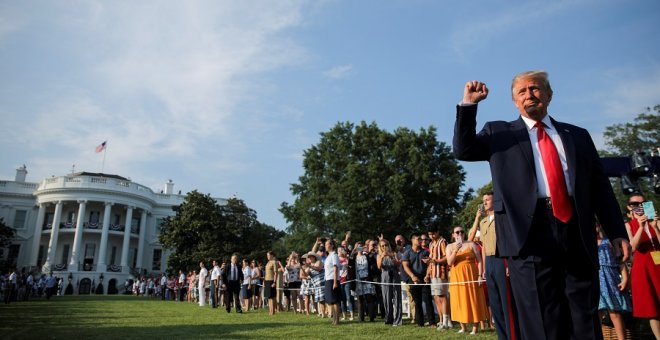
[551,117,577,193]
[510,117,536,175]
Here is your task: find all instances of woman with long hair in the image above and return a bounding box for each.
[377,237,402,326]
[286,252,302,313]
[354,243,376,322]
[250,260,261,310]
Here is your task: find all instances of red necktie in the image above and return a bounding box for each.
[536,122,572,223]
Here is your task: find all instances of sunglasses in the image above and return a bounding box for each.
[628,201,645,207]
[454,230,464,234]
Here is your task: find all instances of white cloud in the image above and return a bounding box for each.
[1,1,311,181]
[323,64,354,79]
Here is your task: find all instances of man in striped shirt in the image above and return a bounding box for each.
[428,227,450,330]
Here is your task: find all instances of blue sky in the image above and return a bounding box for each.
[1,0,659,230]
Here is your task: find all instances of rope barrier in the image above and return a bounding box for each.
[252,278,487,291]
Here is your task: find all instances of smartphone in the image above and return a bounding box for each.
[456,235,463,244]
[478,203,484,213]
[643,201,656,220]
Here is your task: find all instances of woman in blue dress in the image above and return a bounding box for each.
[597,223,631,340]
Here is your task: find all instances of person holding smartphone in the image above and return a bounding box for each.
[624,194,660,339]
[446,226,488,335]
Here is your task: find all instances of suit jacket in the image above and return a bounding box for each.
[221,263,244,283]
[453,104,627,265]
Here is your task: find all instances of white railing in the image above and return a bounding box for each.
[34,175,189,205]
[0,180,39,194]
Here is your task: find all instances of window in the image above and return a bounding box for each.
[114,214,121,225]
[110,246,117,265]
[152,249,162,271]
[13,210,27,229]
[89,211,100,224]
[155,218,164,235]
[131,248,138,268]
[67,211,76,223]
[84,243,96,259]
[37,245,45,268]
[61,244,70,265]
[45,212,54,226]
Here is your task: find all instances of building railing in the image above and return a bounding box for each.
[106,265,122,272]
[36,175,186,205]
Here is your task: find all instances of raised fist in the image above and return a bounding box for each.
[463,80,489,104]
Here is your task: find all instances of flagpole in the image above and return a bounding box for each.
[101,145,107,174]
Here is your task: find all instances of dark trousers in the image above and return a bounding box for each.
[210,280,217,308]
[486,256,518,340]
[373,279,385,318]
[508,200,601,340]
[225,280,241,312]
[409,282,435,326]
[381,272,402,325]
[357,294,376,321]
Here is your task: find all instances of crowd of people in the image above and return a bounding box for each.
[120,192,659,340]
[1,271,63,303]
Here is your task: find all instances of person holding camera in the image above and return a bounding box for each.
[354,242,376,322]
[625,193,660,339]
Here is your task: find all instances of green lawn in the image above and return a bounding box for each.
[0,295,498,339]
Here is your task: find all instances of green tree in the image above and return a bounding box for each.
[602,105,660,156]
[0,218,16,272]
[601,105,659,209]
[280,121,465,249]
[159,191,284,272]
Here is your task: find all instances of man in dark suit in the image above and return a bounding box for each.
[221,254,244,313]
[452,71,630,340]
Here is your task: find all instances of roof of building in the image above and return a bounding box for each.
[70,172,129,181]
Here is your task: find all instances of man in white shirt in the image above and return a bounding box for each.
[4,269,17,304]
[160,273,167,300]
[324,239,341,325]
[210,260,221,308]
[198,261,208,307]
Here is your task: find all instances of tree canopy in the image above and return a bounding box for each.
[158,191,284,272]
[0,218,16,272]
[280,121,465,250]
[602,105,660,156]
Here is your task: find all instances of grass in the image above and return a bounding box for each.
[0,295,498,339]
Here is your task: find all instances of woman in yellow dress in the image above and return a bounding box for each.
[447,226,488,334]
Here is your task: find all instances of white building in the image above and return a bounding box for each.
[0,165,226,294]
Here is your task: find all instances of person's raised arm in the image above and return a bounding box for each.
[468,209,482,242]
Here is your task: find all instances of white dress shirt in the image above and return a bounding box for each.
[520,114,573,197]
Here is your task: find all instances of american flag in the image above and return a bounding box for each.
[95,141,107,153]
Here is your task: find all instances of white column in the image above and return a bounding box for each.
[30,203,47,267]
[136,210,147,271]
[97,202,113,271]
[120,206,134,272]
[43,201,63,273]
[69,200,87,270]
